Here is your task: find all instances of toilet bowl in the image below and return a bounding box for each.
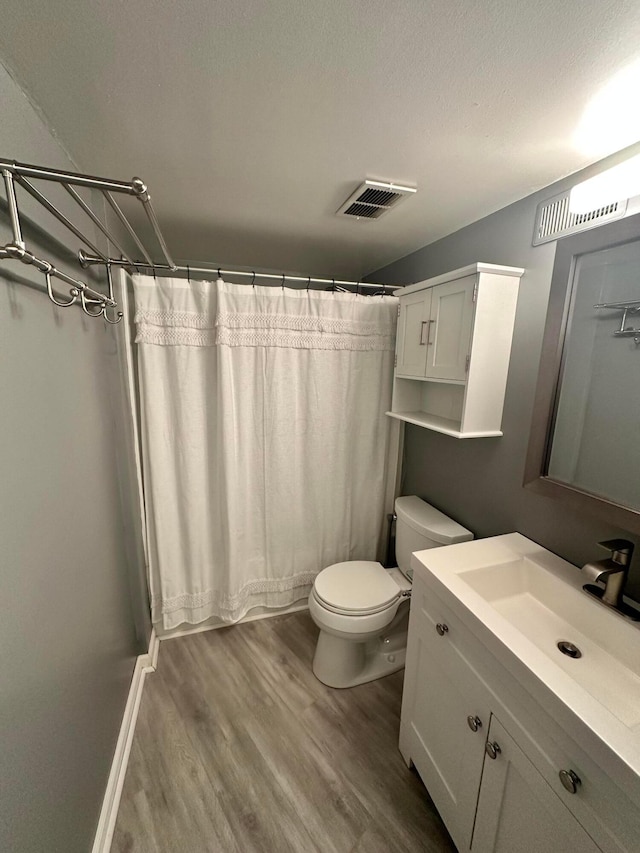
[309,496,473,688]
[309,562,411,688]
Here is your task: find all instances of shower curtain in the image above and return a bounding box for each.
[133,275,397,630]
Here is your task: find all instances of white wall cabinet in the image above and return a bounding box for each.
[400,573,640,853]
[389,263,524,437]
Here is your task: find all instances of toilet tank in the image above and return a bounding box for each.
[394,495,473,575]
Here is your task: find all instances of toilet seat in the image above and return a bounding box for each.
[313,561,401,616]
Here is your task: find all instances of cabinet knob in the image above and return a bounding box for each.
[436,623,449,636]
[485,741,501,760]
[559,769,581,794]
[467,715,482,732]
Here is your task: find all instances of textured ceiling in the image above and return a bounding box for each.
[1,1,640,278]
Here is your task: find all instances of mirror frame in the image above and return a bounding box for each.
[524,209,640,534]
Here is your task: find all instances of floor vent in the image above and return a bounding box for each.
[337,180,416,220]
[532,190,627,245]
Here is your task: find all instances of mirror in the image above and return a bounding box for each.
[525,210,640,533]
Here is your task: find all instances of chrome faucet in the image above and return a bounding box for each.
[582,538,639,620]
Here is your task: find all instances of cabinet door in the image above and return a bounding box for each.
[396,290,431,377]
[425,275,476,381]
[399,589,491,851]
[472,716,601,853]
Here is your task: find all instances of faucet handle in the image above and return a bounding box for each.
[598,539,634,567]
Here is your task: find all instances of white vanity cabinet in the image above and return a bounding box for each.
[472,715,600,853]
[399,576,491,850]
[389,263,524,437]
[400,569,640,853]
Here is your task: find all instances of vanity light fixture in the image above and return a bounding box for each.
[569,152,640,214]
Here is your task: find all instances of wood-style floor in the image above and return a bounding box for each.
[112,611,455,853]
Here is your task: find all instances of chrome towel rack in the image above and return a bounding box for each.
[594,298,640,344]
[0,158,175,323]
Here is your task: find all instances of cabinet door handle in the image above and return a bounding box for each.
[485,741,501,759]
[419,321,428,345]
[559,769,581,794]
[427,319,435,346]
[435,622,449,636]
[467,715,482,732]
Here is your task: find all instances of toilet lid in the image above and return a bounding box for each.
[314,561,401,613]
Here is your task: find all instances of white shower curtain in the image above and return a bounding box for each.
[133,275,397,630]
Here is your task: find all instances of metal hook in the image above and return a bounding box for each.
[251,271,256,288]
[80,289,106,318]
[186,264,191,283]
[218,268,222,280]
[281,273,285,290]
[332,278,335,294]
[356,280,360,296]
[45,268,78,308]
[307,276,311,292]
[382,284,387,298]
[103,306,124,324]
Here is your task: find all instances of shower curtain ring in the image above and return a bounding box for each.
[218,268,222,279]
[186,264,191,283]
[45,267,78,308]
[251,271,256,288]
[281,273,285,290]
[356,280,360,295]
[307,276,311,292]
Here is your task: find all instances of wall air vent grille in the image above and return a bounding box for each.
[337,180,416,221]
[532,190,627,245]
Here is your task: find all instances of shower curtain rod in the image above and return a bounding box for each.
[77,251,399,292]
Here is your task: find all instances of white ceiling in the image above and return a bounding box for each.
[1,1,640,278]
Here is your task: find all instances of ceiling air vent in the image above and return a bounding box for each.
[532,190,627,245]
[337,180,417,220]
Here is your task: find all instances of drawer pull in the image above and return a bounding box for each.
[467,715,482,732]
[485,741,501,760]
[436,623,449,636]
[559,769,581,794]
[419,321,428,345]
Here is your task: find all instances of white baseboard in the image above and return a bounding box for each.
[91,628,158,853]
[157,600,310,641]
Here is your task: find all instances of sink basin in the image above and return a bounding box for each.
[459,556,640,729]
[412,533,640,734]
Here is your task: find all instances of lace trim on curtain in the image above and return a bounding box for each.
[136,308,395,337]
[152,571,317,622]
[136,308,396,350]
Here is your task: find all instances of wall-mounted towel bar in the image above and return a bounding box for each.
[594,299,640,343]
[0,158,175,323]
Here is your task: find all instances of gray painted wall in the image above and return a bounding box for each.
[0,63,146,852]
[371,150,640,602]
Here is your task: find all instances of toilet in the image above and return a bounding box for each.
[308,495,473,688]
